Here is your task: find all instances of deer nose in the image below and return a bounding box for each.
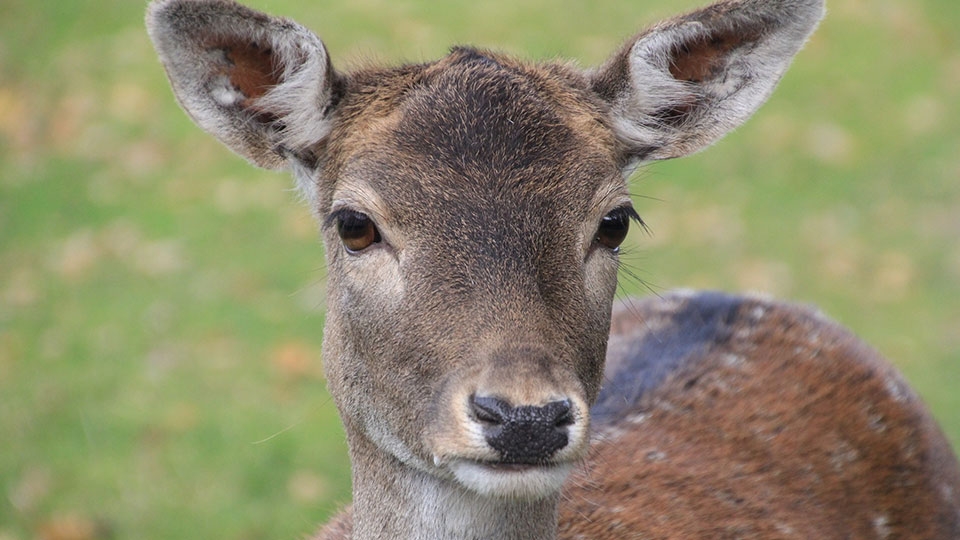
[469,395,574,464]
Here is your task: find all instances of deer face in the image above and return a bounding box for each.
[317,50,629,498]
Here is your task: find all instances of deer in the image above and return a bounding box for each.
[146,0,960,537]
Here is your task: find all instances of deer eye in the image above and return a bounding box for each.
[335,210,381,253]
[594,207,639,252]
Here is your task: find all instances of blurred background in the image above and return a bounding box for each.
[1,0,957,538]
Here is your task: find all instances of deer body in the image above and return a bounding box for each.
[146,0,960,538]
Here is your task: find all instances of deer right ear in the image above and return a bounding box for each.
[591,0,825,169]
[146,0,340,180]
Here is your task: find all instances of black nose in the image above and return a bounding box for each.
[470,395,574,464]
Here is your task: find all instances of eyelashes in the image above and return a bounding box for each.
[594,206,641,252]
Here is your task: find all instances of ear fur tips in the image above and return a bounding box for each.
[145,0,335,173]
[594,0,826,166]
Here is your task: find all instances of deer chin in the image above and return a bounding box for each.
[446,459,575,500]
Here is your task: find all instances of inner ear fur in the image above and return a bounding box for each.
[146,0,339,171]
[591,0,825,166]
[216,39,282,109]
[667,27,764,84]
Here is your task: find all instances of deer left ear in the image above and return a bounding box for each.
[147,0,341,201]
[591,0,825,168]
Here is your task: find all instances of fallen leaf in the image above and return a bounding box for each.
[270,341,319,379]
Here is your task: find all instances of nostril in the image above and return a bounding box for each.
[546,399,574,427]
[470,395,509,425]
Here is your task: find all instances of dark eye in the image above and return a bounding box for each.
[335,211,381,253]
[594,207,638,251]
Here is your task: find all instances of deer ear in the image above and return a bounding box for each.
[146,0,339,176]
[591,0,824,167]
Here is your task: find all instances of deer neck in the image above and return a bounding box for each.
[349,433,560,540]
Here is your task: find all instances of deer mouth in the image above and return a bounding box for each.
[478,461,544,472]
[446,458,575,499]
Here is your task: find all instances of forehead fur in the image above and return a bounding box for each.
[320,48,621,210]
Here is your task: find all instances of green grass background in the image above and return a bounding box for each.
[1,0,958,538]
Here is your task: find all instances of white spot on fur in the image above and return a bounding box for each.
[645,450,667,462]
[884,377,909,403]
[829,439,859,472]
[866,410,887,433]
[734,326,754,340]
[210,82,244,107]
[872,515,891,539]
[722,353,745,367]
[775,522,796,535]
[670,288,698,299]
[940,482,954,502]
